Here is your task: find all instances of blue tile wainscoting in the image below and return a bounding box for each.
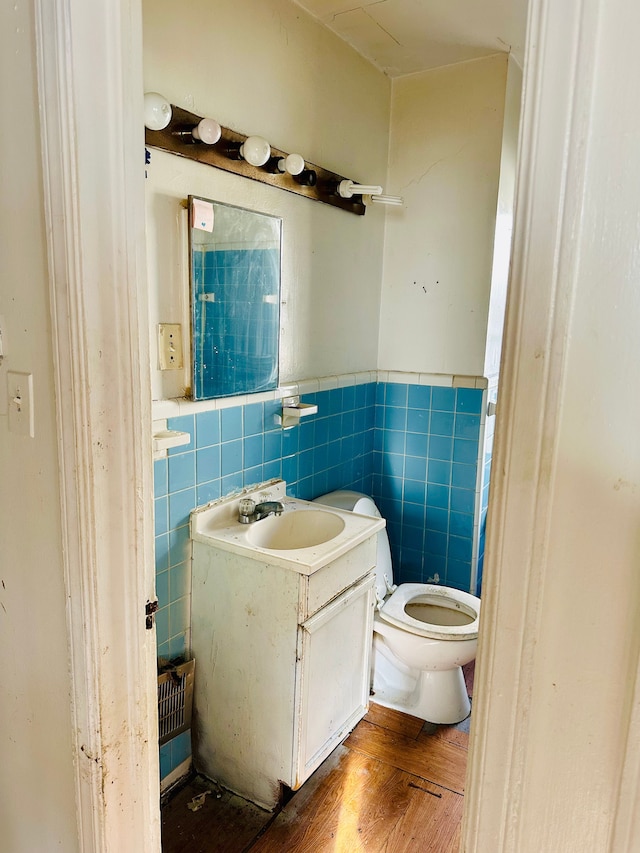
[153,373,488,781]
[371,382,484,594]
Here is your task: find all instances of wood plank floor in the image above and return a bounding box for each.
[162,664,473,853]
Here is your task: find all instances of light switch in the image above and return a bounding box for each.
[8,371,34,437]
[158,323,183,370]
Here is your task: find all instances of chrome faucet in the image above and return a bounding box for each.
[238,498,284,524]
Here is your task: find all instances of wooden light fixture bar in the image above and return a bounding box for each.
[145,105,366,216]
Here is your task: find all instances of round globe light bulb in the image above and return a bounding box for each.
[240,136,271,167]
[192,118,222,145]
[278,153,305,176]
[144,92,172,131]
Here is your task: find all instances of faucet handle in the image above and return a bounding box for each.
[238,498,256,520]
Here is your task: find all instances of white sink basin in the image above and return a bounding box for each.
[247,509,345,550]
[190,479,385,574]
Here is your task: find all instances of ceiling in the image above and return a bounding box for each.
[293,0,528,77]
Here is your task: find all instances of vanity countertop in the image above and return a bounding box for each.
[190,479,384,575]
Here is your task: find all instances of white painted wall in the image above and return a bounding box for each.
[143,0,390,400]
[484,56,522,379]
[379,54,508,377]
[0,3,79,851]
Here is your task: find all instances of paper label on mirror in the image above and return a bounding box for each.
[192,198,214,232]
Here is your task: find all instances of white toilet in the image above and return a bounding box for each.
[314,490,481,724]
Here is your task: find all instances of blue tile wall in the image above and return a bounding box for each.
[159,730,191,782]
[153,382,376,781]
[371,383,483,593]
[152,379,485,781]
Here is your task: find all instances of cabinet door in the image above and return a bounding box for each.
[292,572,375,788]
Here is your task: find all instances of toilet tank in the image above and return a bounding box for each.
[313,490,393,602]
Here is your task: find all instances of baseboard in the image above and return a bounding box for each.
[160,757,192,795]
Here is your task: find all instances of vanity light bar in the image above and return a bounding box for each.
[145,104,369,216]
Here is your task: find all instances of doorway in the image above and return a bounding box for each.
[41,1,640,852]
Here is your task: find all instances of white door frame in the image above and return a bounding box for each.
[35,0,640,850]
[35,0,160,850]
[463,0,640,849]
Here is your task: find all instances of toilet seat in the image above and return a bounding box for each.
[378,583,480,641]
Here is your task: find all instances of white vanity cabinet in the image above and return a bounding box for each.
[191,532,377,810]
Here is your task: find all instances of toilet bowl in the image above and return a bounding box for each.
[313,490,481,724]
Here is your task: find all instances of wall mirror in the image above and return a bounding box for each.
[188,195,281,400]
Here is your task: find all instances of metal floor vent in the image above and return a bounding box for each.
[158,658,195,745]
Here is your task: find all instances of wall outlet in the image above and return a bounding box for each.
[158,324,183,370]
[7,371,34,437]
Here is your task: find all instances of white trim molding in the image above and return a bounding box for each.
[151,369,488,420]
[612,661,640,851]
[35,0,160,850]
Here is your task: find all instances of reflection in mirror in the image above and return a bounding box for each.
[189,195,281,399]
